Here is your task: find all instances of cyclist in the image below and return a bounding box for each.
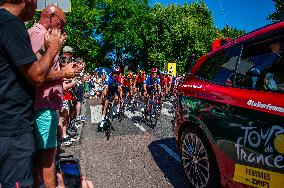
[159,71,167,100]
[100,66,123,129]
[122,72,133,103]
[142,68,161,114]
[134,69,146,97]
[165,71,173,99]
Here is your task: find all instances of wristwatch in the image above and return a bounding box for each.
[38,48,45,56]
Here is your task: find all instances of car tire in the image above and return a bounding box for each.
[180,126,221,188]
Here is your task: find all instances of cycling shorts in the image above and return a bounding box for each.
[123,86,131,93]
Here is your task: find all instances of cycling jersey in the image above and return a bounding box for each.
[144,76,160,91]
[122,78,132,87]
[106,75,122,94]
[165,76,172,85]
[135,74,145,83]
[159,75,167,86]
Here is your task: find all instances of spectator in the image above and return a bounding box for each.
[73,57,86,121]
[249,42,281,89]
[59,48,78,147]
[0,0,65,187]
[28,5,81,188]
[62,46,74,59]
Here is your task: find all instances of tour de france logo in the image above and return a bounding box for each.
[235,125,284,169]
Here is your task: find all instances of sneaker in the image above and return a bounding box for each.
[70,136,78,142]
[80,115,86,122]
[61,137,72,146]
[100,120,105,128]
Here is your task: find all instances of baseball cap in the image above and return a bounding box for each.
[63,46,74,53]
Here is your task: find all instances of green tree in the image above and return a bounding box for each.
[64,0,100,71]
[96,0,151,71]
[218,25,245,39]
[268,0,284,22]
[145,1,216,73]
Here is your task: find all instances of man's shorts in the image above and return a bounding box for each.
[106,91,119,100]
[0,132,35,187]
[74,85,84,102]
[33,109,59,149]
[136,82,144,92]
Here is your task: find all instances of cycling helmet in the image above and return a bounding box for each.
[127,72,133,79]
[138,69,145,74]
[150,67,158,73]
[112,66,121,73]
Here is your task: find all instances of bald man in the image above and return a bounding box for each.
[28,5,82,188]
[0,0,65,187]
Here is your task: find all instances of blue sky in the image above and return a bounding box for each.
[149,0,276,32]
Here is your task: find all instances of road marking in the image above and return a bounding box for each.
[90,105,103,124]
[159,144,181,163]
[163,101,173,106]
[161,108,173,117]
[124,110,147,132]
[134,122,146,132]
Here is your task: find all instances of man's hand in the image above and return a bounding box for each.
[72,62,85,72]
[61,63,81,79]
[57,173,94,188]
[44,29,66,53]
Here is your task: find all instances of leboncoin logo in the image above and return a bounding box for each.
[274,134,284,154]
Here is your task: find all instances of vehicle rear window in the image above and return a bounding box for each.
[235,29,284,93]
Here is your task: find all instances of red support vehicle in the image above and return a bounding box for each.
[174,20,284,188]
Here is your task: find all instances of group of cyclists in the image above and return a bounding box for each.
[59,58,184,140]
[98,66,183,130]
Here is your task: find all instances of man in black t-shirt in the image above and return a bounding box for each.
[0,0,65,187]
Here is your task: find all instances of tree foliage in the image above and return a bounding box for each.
[147,2,216,73]
[64,0,100,71]
[268,0,284,22]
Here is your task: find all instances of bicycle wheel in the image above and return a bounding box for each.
[149,102,157,127]
[109,104,115,121]
[105,119,111,140]
[118,103,124,122]
[143,103,148,124]
[130,96,136,113]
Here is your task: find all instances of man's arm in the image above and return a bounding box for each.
[63,79,77,90]
[19,29,66,86]
[40,58,82,82]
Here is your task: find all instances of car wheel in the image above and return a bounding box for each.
[180,126,220,188]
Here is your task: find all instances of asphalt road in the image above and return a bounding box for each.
[64,98,190,188]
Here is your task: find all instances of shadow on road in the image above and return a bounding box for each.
[148,137,191,188]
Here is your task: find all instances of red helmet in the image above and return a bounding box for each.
[150,67,158,73]
[112,66,121,73]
